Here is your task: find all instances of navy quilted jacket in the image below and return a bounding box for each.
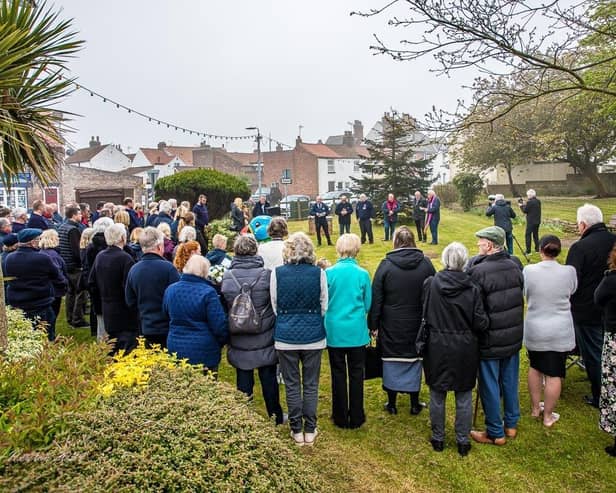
[274,263,325,344]
[163,273,229,368]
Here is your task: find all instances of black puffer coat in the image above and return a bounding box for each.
[595,270,616,334]
[422,271,489,392]
[467,250,524,359]
[221,255,277,370]
[370,248,436,359]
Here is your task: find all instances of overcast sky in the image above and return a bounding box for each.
[56,0,475,154]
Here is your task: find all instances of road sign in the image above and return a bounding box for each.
[280,177,292,184]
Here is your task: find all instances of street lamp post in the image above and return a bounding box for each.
[246,126,262,196]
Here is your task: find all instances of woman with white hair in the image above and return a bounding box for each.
[270,232,328,446]
[163,255,228,371]
[325,233,372,429]
[88,223,138,354]
[421,242,489,456]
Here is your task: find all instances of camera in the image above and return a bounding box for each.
[517,197,524,205]
[488,194,496,205]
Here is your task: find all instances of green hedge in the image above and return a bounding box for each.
[1,367,323,492]
[155,169,251,220]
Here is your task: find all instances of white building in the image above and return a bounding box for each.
[65,136,131,172]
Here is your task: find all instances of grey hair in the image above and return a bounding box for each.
[183,254,210,278]
[577,203,603,227]
[139,226,164,252]
[158,200,171,214]
[104,223,127,247]
[12,207,27,219]
[283,232,316,265]
[441,242,469,272]
[0,218,10,229]
[39,229,60,249]
[526,189,536,198]
[233,234,258,256]
[495,193,505,201]
[93,217,114,234]
[168,198,177,208]
[178,225,196,243]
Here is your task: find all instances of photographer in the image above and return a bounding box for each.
[519,189,542,255]
[486,194,516,255]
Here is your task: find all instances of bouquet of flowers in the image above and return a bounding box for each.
[208,264,226,285]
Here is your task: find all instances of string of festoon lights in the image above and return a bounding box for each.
[58,73,294,149]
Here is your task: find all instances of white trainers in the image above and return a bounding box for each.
[291,431,304,446]
[304,429,318,446]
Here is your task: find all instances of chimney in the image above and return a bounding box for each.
[295,136,303,148]
[157,141,166,150]
[89,136,98,148]
[342,130,354,147]
[276,143,283,152]
[353,120,363,142]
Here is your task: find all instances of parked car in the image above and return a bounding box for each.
[279,194,311,218]
[321,190,358,209]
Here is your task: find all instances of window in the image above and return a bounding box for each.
[337,181,343,190]
[0,188,27,208]
[327,160,335,174]
[328,181,335,192]
[353,160,360,172]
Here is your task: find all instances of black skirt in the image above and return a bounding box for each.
[528,350,567,378]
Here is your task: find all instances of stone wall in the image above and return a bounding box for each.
[486,173,616,197]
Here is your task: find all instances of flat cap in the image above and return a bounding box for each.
[475,226,505,246]
[17,228,42,243]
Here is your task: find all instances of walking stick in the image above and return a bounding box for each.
[512,234,531,264]
[473,386,480,428]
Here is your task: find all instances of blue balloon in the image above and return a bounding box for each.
[249,215,272,241]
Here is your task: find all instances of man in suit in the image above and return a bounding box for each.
[252,195,271,217]
[309,196,332,246]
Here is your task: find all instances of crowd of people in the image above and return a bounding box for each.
[1,192,615,459]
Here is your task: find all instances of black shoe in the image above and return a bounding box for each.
[71,319,89,328]
[457,442,471,456]
[327,242,333,246]
[430,439,444,452]
[525,251,531,255]
[583,395,599,408]
[317,243,322,247]
[384,403,397,415]
[606,445,616,457]
[410,402,426,415]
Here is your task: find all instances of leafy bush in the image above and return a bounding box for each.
[4,308,47,363]
[207,218,239,250]
[432,183,458,206]
[452,173,484,211]
[1,367,324,492]
[155,169,251,220]
[0,338,109,454]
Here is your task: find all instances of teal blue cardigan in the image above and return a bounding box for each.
[324,257,372,348]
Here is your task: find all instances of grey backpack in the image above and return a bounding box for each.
[227,270,263,334]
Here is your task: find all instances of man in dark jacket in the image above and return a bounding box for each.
[412,191,428,242]
[468,226,524,446]
[27,200,50,230]
[309,196,332,246]
[58,205,87,327]
[252,195,271,218]
[519,189,541,254]
[89,224,138,354]
[486,194,516,255]
[426,190,441,245]
[125,227,180,348]
[123,197,140,233]
[335,195,353,235]
[193,194,209,232]
[355,194,374,244]
[4,228,66,340]
[566,204,616,408]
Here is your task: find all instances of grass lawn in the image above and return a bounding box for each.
[57,196,616,493]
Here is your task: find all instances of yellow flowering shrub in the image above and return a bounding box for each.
[99,338,191,397]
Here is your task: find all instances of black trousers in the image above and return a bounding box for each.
[328,346,366,429]
[414,218,426,242]
[359,218,373,243]
[144,333,168,349]
[525,224,540,253]
[236,364,284,424]
[315,219,331,245]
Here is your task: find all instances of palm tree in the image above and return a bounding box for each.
[0,0,83,350]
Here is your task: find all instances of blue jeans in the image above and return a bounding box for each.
[478,354,520,438]
[429,219,439,244]
[384,221,396,241]
[574,322,604,404]
[505,232,514,255]
[24,305,56,341]
[236,364,284,424]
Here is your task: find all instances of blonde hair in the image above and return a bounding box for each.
[336,233,361,258]
[114,210,130,228]
[80,227,95,249]
[39,229,60,249]
[283,232,316,265]
[212,233,228,250]
[130,227,144,243]
[173,240,201,272]
[233,197,243,208]
[157,222,171,238]
[174,204,189,222]
[183,254,210,278]
[177,210,195,238]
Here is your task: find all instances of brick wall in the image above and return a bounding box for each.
[261,148,319,197]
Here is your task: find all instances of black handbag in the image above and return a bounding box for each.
[364,336,382,380]
[415,278,432,357]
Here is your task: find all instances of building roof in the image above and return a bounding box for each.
[227,151,258,166]
[327,145,370,159]
[325,135,344,146]
[139,148,175,165]
[138,145,197,166]
[299,143,341,158]
[118,165,154,176]
[164,146,195,165]
[65,144,107,164]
